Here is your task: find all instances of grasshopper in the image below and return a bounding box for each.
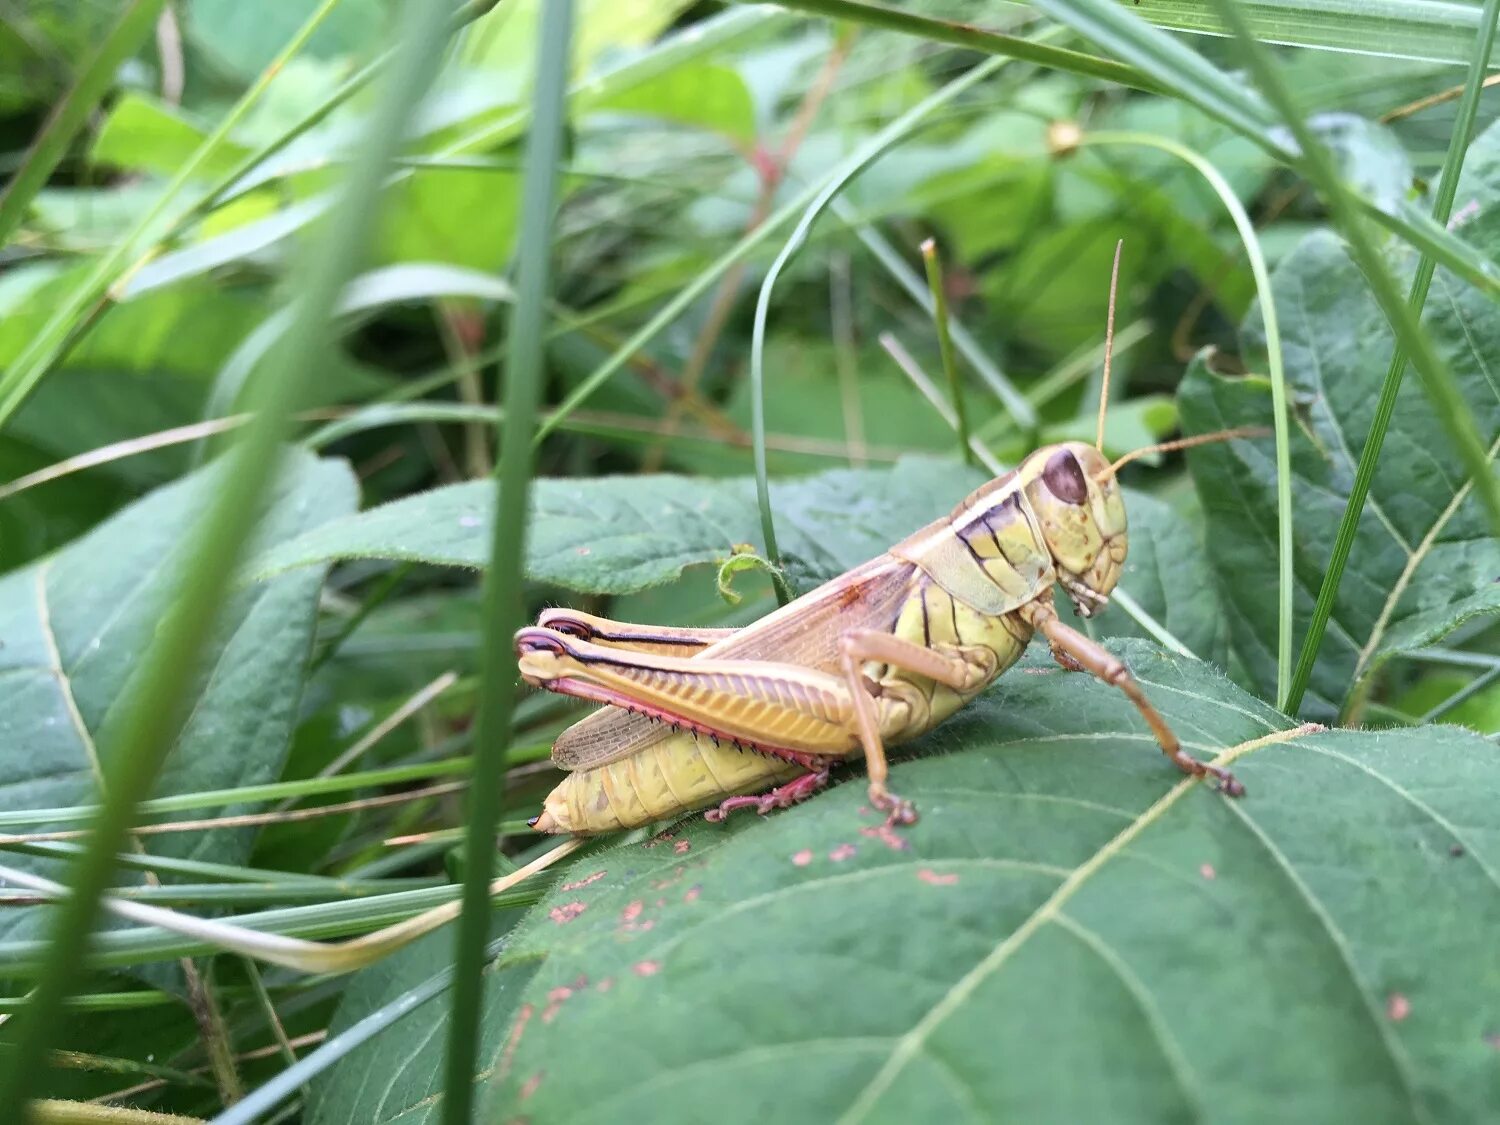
[517,259,1262,836]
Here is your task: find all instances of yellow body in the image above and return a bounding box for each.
[523,442,1130,834]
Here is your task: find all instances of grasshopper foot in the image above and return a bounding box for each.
[706,769,830,824]
[1171,750,1246,798]
[868,782,918,828]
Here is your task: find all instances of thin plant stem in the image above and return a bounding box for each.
[921,239,974,467]
[1283,0,1500,716]
[440,2,573,1121]
[0,0,168,248]
[1074,130,1292,705]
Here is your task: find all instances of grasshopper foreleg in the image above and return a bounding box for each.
[838,631,987,827]
[1022,599,1246,797]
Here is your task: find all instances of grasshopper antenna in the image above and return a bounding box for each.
[1096,239,1124,452]
[1106,426,1270,476]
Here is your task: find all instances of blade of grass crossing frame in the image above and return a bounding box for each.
[952,0,1500,299]
[0,0,351,429]
[0,0,168,248]
[748,39,1059,600]
[214,940,509,1125]
[1209,0,1500,534]
[0,2,462,1111]
[1075,131,1293,704]
[1285,0,1500,716]
[440,3,574,1122]
[922,238,975,468]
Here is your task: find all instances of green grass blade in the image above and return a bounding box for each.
[742,0,1156,90]
[1284,0,1500,716]
[921,0,1500,300]
[0,0,350,428]
[1129,0,1496,66]
[922,240,975,468]
[747,40,1055,591]
[1076,130,1293,704]
[0,0,168,249]
[830,197,1036,431]
[214,942,514,1125]
[0,1,462,1108]
[440,2,574,1121]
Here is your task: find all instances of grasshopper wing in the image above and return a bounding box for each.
[549,554,917,770]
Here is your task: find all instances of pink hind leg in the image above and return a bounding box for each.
[704,769,832,823]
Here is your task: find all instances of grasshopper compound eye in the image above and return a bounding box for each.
[1041,448,1089,505]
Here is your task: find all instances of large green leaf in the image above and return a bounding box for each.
[249,458,1223,654]
[309,641,1500,1123]
[1179,120,1500,719]
[0,450,357,944]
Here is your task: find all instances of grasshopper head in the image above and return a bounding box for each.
[1021,441,1128,618]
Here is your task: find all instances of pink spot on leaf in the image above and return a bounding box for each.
[497,1003,534,1081]
[1199,863,1217,880]
[1387,993,1411,1022]
[548,901,586,925]
[859,824,910,852]
[829,844,856,862]
[520,1072,545,1102]
[597,977,615,993]
[541,986,575,1024]
[917,868,958,886]
[792,849,813,866]
[673,840,691,855]
[561,870,606,892]
[684,885,701,903]
[621,900,644,922]
[632,960,661,977]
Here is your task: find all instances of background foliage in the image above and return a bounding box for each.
[1,1,1498,1122]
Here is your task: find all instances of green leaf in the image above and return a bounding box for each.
[312,642,1500,1122]
[250,457,1222,659]
[0,450,357,943]
[1181,124,1500,718]
[590,62,757,143]
[91,92,251,180]
[374,168,522,269]
[303,929,542,1124]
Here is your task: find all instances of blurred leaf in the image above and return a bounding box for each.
[187,0,390,81]
[0,0,125,113]
[1309,112,1416,215]
[91,92,251,179]
[0,450,357,944]
[1180,123,1500,718]
[375,168,522,268]
[591,62,756,143]
[461,0,698,77]
[476,649,1498,1122]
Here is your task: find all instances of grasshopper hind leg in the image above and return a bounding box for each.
[704,767,832,823]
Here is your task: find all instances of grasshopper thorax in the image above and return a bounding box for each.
[1020,441,1127,618]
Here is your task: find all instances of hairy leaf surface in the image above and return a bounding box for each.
[312,642,1500,1124]
[0,450,356,943]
